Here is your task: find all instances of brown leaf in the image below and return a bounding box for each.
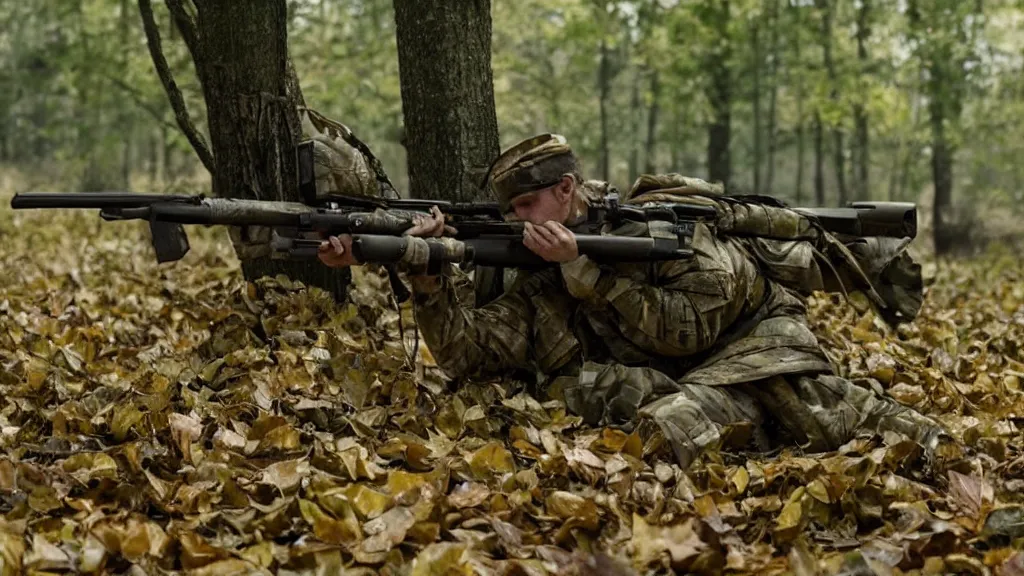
[360,505,417,554]
[545,491,601,531]
[23,534,71,571]
[631,514,706,571]
[169,412,203,463]
[447,481,491,509]
[259,458,310,494]
[468,442,516,478]
[948,470,994,521]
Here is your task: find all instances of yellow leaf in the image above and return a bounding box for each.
[807,478,832,504]
[468,442,515,478]
[111,402,144,442]
[545,491,600,531]
[344,484,392,519]
[62,452,118,484]
[591,428,629,452]
[774,487,809,543]
[731,467,750,495]
[298,499,361,545]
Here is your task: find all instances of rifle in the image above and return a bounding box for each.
[8,143,918,302]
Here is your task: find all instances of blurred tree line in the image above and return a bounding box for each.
[2,0,1023,251]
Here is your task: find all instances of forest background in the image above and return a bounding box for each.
[3,0,1024,254]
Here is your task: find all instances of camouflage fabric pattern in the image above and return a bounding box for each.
[411,183,947,470]
[486,133,579,213]
[624,178,925,326]
[229,108,396,261]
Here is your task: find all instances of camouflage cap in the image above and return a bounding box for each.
[485,134,578,211]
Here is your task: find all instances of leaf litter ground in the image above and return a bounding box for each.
[1,199,1023,575]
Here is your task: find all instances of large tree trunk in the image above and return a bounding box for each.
[704,0,732,187]
[393,0,500,203]
[393,0,502,306]
[144,0,353,299]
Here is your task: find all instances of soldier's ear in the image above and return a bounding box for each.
[555,175,575,202]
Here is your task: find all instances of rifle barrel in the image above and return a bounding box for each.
[794,201,917,238]
[10,192,196,210]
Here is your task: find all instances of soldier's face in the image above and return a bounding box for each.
[508,178,574,225]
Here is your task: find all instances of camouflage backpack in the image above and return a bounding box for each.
[621,173,924,327]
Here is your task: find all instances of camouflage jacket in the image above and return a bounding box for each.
[407,179,888,390]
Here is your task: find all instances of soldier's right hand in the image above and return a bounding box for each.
[318,234,358,268]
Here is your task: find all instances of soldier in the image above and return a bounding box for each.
[318,134,955,470]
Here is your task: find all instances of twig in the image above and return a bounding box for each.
[103,72,181,133]
[165,0,200,59]
[137,0,215,174]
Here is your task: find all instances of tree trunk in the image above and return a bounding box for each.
[171,0,354,298]
[751,18,762,195]
[628,66,642,185]
[853,0,871,201]
[814,111,825,205]
[818,0,847,206]
[705,0,731,187]
[120,0,133,189]
[644,68,660,174]
[393,0,502,305]
[931,105,954,254]
[597,37,612,182]
[149,127,160,185]
[792,0,804,204]
[393,0,500,203]
[764,0,780,194]
[671,108,682,171]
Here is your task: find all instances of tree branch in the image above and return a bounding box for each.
[103,72,181,133]
[165,0,200,59]
[137,0,215,174]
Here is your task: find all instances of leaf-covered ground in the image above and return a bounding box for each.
[1,190,1023,575]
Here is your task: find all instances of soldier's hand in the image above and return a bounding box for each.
[318,234,358,268]
[523,221,579,263]
[404,205,456,238]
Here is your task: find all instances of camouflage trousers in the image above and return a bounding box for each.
[558,362,947,469]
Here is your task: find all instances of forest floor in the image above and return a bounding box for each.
[1,177,1024,575]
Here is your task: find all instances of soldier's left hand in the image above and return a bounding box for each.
[523,221,578,262]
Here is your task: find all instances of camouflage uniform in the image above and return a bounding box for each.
[410,134,948,469]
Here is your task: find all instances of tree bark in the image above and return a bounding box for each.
[644,68,660,174]
[818,0,847,206]
[597,37,612,182]
[173,0,353,298]
[393,0,500,203]
[792,0,805,204]
[704,0,731,187]
[628,66,642,185]
[751,18,762,195]
[853,0,871,201]
[814,111,825,205]
[393,0,502,305]
[764,0,780,194]
[930,102,954,254]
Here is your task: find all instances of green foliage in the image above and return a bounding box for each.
[0,0,1022,213]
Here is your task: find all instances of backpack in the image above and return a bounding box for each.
[622,173,923,327]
